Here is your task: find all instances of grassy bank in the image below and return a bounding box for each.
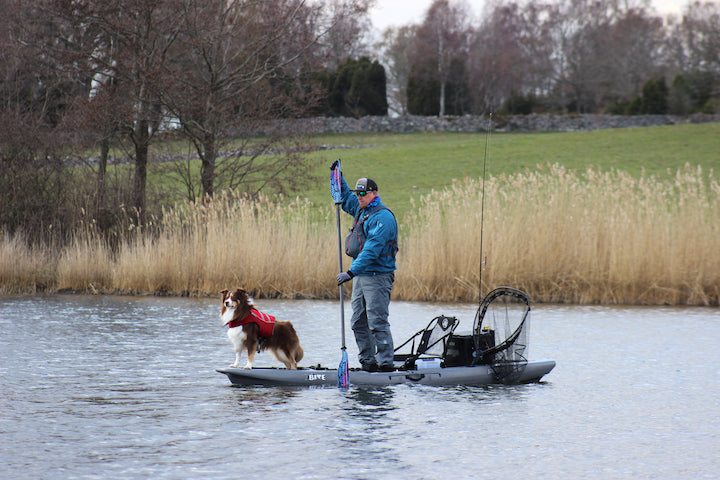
[146,123,720,219]
[300,122,720,218]
[1,124,719,304]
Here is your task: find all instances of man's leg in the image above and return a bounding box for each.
[362,273,394,367]
[350,278,377,366]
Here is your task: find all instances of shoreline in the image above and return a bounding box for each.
[2,287,718,308]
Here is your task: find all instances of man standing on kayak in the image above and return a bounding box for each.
[332,160,399,372]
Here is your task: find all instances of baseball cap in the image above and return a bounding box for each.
[351,178,378,193]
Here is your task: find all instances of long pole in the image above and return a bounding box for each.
[331,161,349,388]
[478,113,492,305]
[336,203,347,350]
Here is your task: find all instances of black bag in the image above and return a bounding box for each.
[444,334,475,367]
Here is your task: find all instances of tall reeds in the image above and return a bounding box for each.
[1,191,348,298]
[0,232,55,293]
[398,164,720,305]
[52,191,338,298]
[2,166,718,305]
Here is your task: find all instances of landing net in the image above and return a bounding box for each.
[472,287,531,383]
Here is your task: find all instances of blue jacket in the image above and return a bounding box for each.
[337,175,398,275]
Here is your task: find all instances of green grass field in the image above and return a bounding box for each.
[242,123,720,219]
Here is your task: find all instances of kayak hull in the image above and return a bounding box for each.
[217,359,555,387]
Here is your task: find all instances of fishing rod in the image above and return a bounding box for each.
[478,113,493,306]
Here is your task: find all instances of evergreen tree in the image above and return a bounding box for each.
[669,75,692,115]
[407,62,440,115]
[346,57,388,117]
[319,57,388,117]
[641,77,668,114]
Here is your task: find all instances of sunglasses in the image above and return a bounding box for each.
[355,191,368,197]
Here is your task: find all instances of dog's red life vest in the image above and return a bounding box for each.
[228,309,275,338]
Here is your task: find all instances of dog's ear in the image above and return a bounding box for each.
[220,289,228,296]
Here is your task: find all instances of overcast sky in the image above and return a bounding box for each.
[369,0,687,32]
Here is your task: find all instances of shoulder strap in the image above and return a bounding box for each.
[356,204,387,221]
[352,204,387,228]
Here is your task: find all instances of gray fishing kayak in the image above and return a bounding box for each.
[218,287,555,388]
[217,359,555,387]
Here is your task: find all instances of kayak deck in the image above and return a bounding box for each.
[217,359,555,387]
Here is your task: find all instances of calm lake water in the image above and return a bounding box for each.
[1,294,718,479]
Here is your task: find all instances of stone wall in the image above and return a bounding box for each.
[253,113,720,136]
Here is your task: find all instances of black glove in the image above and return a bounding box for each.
[336,271,354,285]
[330,159,339,171]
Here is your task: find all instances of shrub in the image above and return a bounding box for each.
[641,77,669,114]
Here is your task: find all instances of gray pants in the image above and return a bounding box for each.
[350,272,395,367]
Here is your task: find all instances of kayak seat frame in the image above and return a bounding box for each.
[393,315,459,370]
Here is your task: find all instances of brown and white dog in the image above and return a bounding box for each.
[221,288,303,369]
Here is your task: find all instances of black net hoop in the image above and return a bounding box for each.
[472,287,531,383]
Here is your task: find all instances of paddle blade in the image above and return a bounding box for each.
[330,159,342,204]
[338,348,349,388]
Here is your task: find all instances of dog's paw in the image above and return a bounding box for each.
[229,363,239,368]
[243,363,253,369]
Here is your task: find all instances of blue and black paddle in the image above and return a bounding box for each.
[331,160,349,389]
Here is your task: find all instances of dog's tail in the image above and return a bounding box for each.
[295,345,304,363]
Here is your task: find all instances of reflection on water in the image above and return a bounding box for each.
[339,387,398,464]
[346,387,395,412]
[1,295,719,480]
[343,386,397,434]
[230,387,299,409]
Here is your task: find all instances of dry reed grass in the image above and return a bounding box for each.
[56,234,114,293]
[397,163,720,305]
[109,192,338,297]
[0,232,56,293]
[2,166,719,305]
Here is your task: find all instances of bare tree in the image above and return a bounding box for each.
[41,1,128,222]
[378,25,418,115]
[540,0,664,112]
[318,0,376,69]
[2,0,379,237]
[58,0,186,221]
[157,0,373,201]
[0,0,85,240]
[670,1,720,75]
[469,0,535,112]
[602,7,665,102]
[160,0,316,200]
[414,0,471,116]
[514,0,558,98]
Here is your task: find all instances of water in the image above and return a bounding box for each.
[1,295,718,479]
